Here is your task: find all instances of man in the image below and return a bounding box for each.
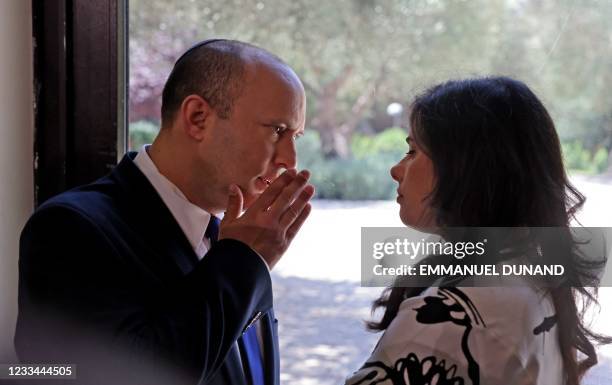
[15,39,314,385]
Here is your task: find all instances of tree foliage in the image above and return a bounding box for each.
[130,0,612,169]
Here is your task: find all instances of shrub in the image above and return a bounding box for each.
[296,130,404,200]
[129,120,159,150]
[562,140,609,174]
[592,147,609,174]
[351,127,407,159]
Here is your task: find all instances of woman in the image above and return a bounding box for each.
[346,77,609,385]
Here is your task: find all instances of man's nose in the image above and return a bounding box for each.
[274,139,297,170]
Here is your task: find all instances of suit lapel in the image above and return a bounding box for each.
[110,152,200,275]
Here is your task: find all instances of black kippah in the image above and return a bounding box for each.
[173,38,229,67]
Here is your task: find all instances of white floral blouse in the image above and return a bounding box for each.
[345,285,563,385]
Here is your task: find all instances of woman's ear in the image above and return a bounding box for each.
[179,94,214,141]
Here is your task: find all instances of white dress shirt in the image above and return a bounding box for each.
[134,145,214,259]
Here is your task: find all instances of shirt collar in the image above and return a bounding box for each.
[133,145,212,255]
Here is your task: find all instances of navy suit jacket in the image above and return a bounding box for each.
[15,153,280,385]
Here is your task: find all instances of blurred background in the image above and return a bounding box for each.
[128,1,612,384]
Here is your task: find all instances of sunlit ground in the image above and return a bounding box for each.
[272,175,612,385]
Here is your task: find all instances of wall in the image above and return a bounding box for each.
[0,0,34,362]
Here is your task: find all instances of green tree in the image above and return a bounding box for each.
[129,0,612,172]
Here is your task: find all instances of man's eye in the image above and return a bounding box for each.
[293,132,304,140]
[273,126,286,135]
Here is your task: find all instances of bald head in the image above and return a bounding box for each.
[160,39,300,127]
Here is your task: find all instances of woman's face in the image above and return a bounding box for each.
[390,136,436,229]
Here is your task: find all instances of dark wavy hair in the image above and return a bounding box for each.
[368,76,610,384]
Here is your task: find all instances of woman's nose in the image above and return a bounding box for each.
[390,162,403,182]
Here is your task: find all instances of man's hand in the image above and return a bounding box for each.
[219,169,315,269]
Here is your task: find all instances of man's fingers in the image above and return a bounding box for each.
[221,184,243,224]
[279,184,315,229]
[248,169,297,213]
[285,203,312,242]
[268,170,310,216]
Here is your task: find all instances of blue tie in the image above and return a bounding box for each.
[205,215,265,385]
[205,216,220,245]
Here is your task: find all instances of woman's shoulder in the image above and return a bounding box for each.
[396,285,557,352]
[412,284,556,327]
[345,285,563,385]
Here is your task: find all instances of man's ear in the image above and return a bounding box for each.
[179,94,214,141]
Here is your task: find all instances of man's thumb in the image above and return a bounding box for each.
[223,184,243,222]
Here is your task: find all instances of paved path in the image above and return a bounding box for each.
[271,176,612,384]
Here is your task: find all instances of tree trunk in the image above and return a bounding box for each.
[308,63,387,159]
[319,126,350,159]
[308,65,353,159]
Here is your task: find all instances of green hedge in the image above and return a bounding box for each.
[128,120,159,150]
[297,130,404,200]
[562,140,609,174]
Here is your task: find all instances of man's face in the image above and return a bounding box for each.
[203,62,306,210]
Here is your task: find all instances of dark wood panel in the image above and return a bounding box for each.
[71,0,119,185]
[32,0,70,205]
[33,0,125,206]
